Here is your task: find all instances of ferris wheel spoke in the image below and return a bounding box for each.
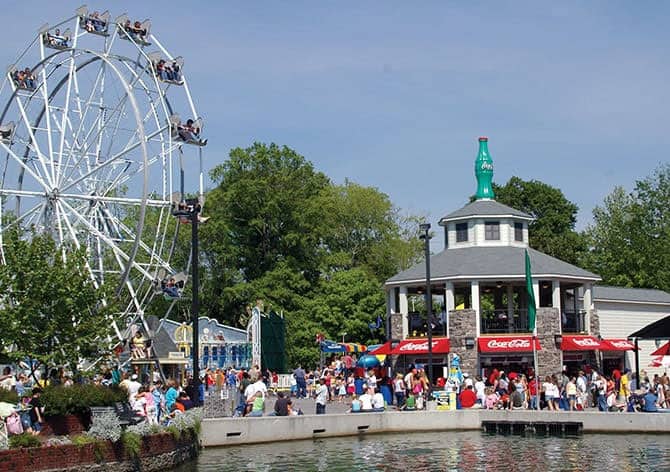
[0,141,51,191]
[59,198,153,280]
[12,93,53,188]
[61,124,168,194]
[58,58,108,184]
[55,44,79,186]
[103,208,174,270]
[38,43,57,186]
[0,197,44,231]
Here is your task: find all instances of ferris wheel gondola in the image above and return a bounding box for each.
[0,5,206,350]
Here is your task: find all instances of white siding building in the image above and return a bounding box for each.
[592,286,670,377]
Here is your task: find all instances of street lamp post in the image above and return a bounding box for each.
[419,223,433,384]
[341,332,347,344]
[172,197,202,405]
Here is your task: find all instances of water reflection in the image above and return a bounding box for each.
[177,432,670,472]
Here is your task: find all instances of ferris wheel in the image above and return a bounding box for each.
[0,5,206,344]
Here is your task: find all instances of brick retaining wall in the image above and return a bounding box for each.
[0,432,198,472]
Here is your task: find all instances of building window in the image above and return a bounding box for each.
[514,222,523,242]
[456,223,468,242]
[485,221,500,240]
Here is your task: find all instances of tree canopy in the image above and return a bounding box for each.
[0,232,117,370]
[199,142,424,367]
[582,165,670,291]
[491,177,586,264]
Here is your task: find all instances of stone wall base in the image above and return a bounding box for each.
[0,432,199,472]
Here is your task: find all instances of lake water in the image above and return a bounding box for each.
[176,431,670,471]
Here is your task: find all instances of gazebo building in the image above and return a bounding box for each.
[384,137,638,380]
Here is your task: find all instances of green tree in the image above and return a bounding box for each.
[0,232,117,371]
[491,177,586,264]
[309,181,424,281]
[583,165,670,291]
[287,268,386,368]
[201,143,329,324]
[188,142,424,368]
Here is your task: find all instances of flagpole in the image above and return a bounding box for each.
[525,249,540,412]
[533,328,540,411]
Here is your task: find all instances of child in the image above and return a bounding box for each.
[346,376,355,397]
[485,387,499,410]
[338,379,347,402]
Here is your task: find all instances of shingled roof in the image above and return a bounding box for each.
[386,246,600,285]
[593,286,670,305]
[440,199,533,223]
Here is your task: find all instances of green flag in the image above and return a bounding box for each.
[525,249,537,335]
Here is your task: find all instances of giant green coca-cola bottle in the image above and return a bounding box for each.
[474,136,495,200]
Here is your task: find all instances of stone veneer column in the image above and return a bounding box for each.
[390,312,404,341]
[535,307,562,377]
[448,309,478,375]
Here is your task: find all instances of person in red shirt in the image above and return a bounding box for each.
[459,385,477,408]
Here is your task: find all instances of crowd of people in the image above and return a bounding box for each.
[276,356,670,415]
[0,364,204,438]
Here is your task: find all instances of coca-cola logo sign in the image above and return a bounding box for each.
[610,341,633,349]
[399,341,437,352]
[573,338,600,347]
[486,339,530,349]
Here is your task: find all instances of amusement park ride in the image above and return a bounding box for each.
[0,5,209,375]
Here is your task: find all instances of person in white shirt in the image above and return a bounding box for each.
[314,380,328,414]
[126,374,142,406]
[359,390,373,411]
[372,388,385,411]
[474,376,486,405]
[367,370,377,390]
[463,373,474,388]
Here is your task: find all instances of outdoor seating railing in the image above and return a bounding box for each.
[480,309,530,334]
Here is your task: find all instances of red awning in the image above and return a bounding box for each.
[560,335,603,351]
[651,341,670,356]
[478,336,541,353]
[390,338,450,355]
[600,339,637,351]
[368,341,393,355]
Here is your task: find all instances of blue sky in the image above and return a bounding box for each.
[2,1,668,247]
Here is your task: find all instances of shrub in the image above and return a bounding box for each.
[171,408,203,436]
[71,434,98,447]
[126,421,152,436]
[0,389,19,404]
[86,411,122,442]
[120,431,141,458]
[9,433,41,449]
[41,384,127,416]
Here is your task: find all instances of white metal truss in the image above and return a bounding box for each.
[0,9,205,349]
